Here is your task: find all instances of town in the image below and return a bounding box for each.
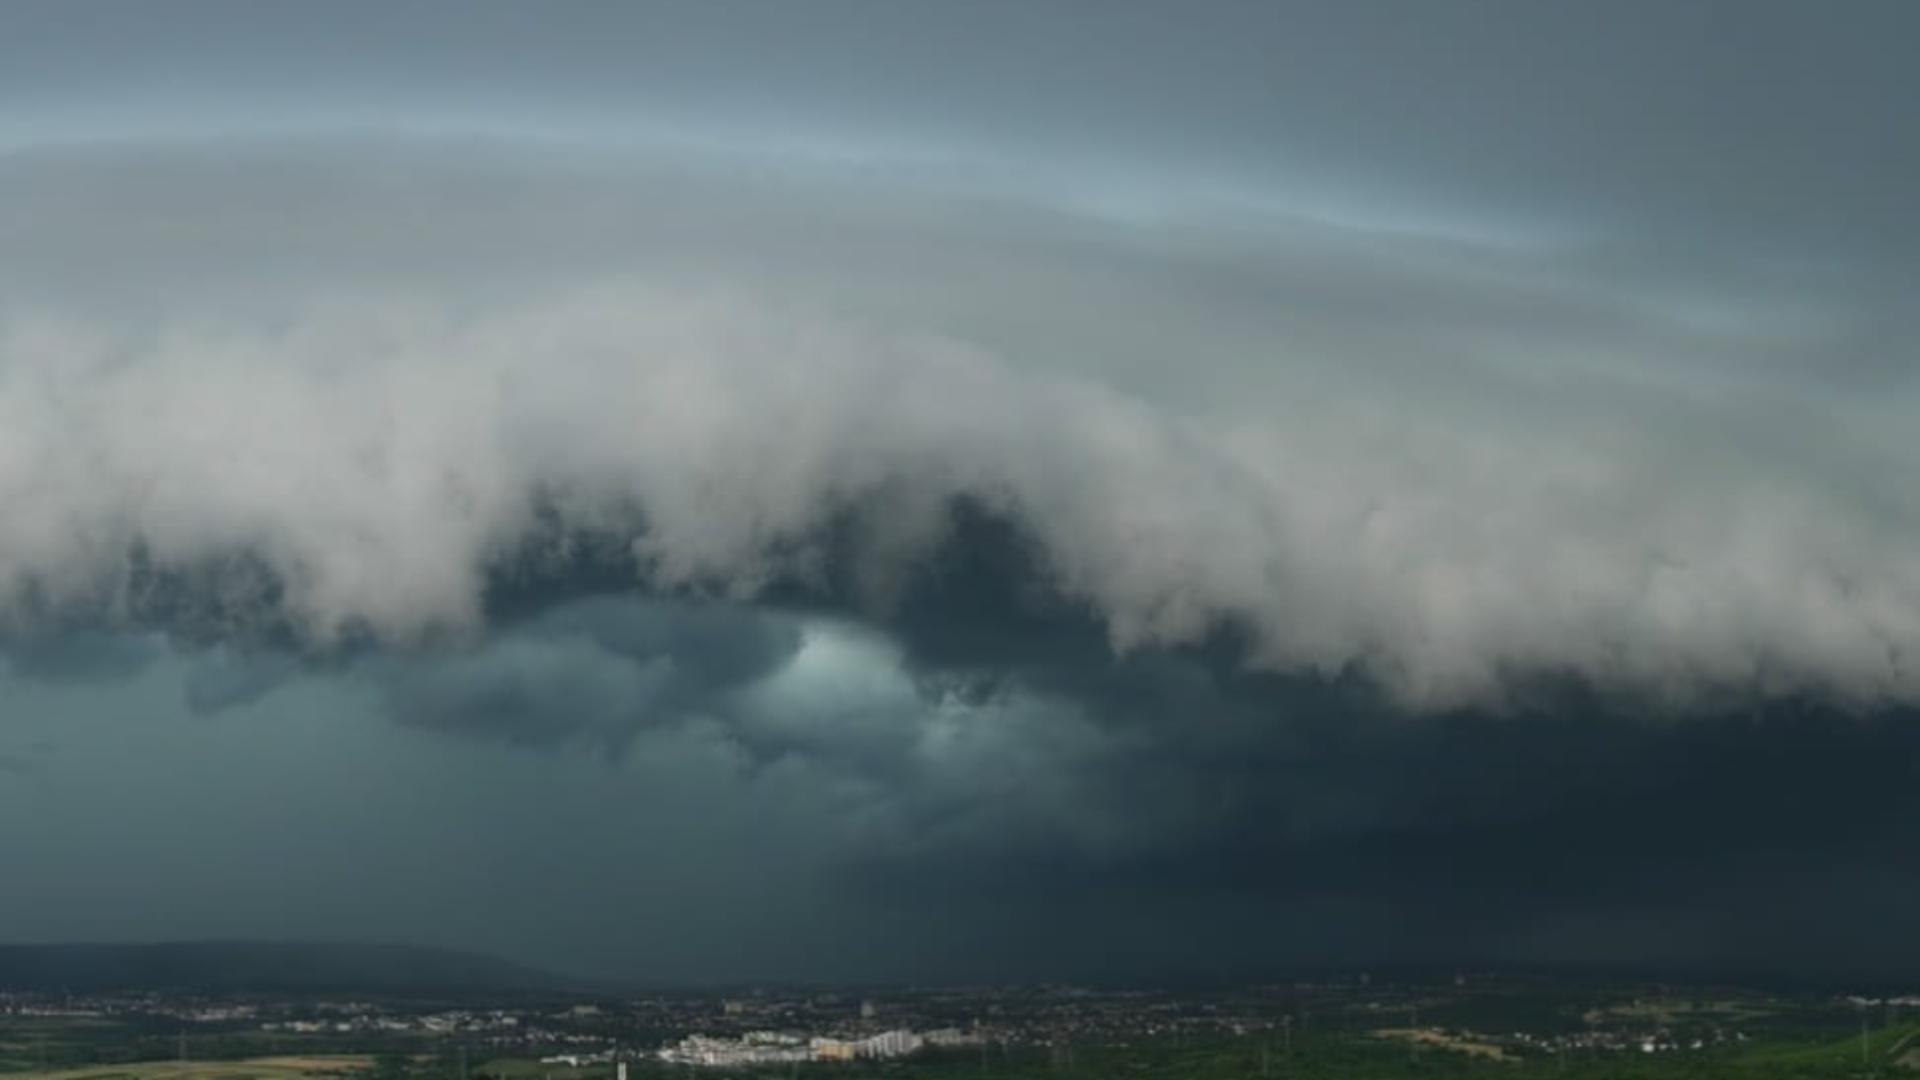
[4,976,1920,1077]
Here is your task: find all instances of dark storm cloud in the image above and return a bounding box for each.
[4,472,1918,980]
[3,0,1919,982]
[15,491,1910,974]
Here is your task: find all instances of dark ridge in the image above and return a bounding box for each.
[0,942,576,995]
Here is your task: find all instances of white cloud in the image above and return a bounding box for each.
[1,137,1916,710]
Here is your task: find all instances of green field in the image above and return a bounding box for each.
[1733,1019,1920,1071]
[0,1056,371,1080]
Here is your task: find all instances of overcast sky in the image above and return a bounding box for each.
[1,1,1918,985]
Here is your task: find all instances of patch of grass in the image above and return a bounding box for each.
[1737,1020,1920,1068]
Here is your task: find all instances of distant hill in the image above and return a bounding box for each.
[0,942,574,995]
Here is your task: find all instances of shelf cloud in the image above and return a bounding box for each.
[2,140,1917,713]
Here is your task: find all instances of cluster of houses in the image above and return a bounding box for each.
[657,1027,977,1066]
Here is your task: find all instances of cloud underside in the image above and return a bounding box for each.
[19,586,1920,981]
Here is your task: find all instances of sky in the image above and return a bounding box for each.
[1,0,1918,986]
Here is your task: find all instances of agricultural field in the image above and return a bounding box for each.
[0,1056,370,1080]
